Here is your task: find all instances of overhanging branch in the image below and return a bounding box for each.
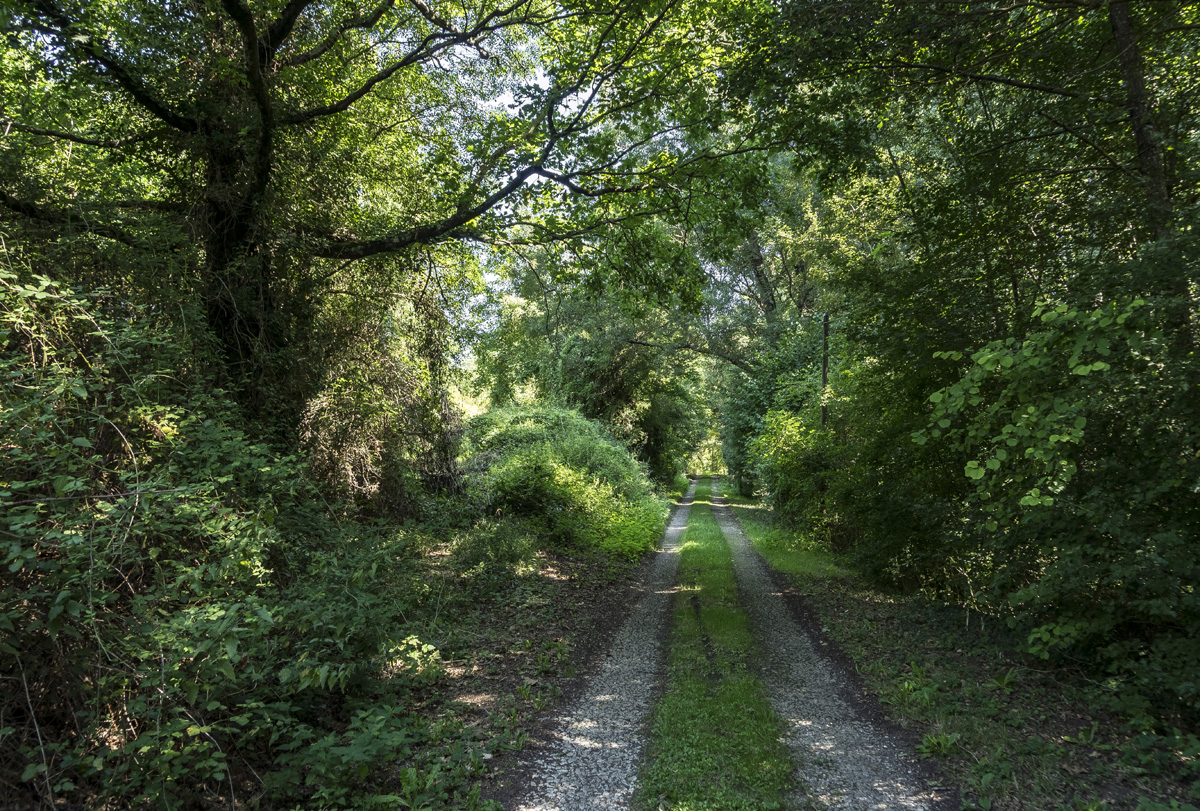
[0,118,166,148]
[1,189,144,247]
[30,0,200,133]
[628,338,755,374]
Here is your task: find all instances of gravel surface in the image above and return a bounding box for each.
[512,482,695,811]
[713,491,939,811]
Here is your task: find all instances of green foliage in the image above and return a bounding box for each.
[917,295,1200,724]
[916,731,962,759]
[750,410,834,526]
[464,406,657,503]
[704,0,1200,733]
[471,246,708,486]
[1135,802,1200,811]
[460,406,668,560]
[0,263,485,807]
[449,518,536,595]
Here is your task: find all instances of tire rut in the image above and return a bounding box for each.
[511,481,695,810]
[713,490,944,811]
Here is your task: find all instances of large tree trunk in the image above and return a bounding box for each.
[202,133,284,418]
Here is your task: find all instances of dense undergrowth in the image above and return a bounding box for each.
[0,265,666,807]
[729,493,1200,811]
[741,305,1200,733]
[0,266,476,808]
[459,406,669,557]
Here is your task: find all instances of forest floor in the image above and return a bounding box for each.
[490,477,950,810]
[442,476,1200,811]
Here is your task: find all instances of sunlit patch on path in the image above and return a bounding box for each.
[513,481,695,810]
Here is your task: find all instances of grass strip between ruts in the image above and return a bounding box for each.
[634,477,793,811]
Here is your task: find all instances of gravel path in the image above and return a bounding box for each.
[712,491,938,811]
[512,482,695,811]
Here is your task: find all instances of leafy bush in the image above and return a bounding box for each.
[463,406,657,502]
[923,297,1200,726]
[0,265,455,807]
[751,410,835,528]
[749,358,968,589]
[459,406,667,559]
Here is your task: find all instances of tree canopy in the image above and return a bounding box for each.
[2,0,1197,805]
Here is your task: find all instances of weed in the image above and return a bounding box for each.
[1135,801,1200,811]
[989,667,1019,694]
[1063,722,1101,747]
[916,731,961,758]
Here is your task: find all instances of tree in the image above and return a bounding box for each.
[2,0,775,425]
[725,0,1200,722]
[473,237,708,483]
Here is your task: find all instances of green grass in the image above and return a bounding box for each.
[725,491,1200,811]
[635,478,793,811]
[723,496,845,580]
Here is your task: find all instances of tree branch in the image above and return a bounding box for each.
[281,0,395,66]
[283,0,535,124]
[265,0,319,55]
[883,58,1094,100]
[1033,110,1138,180]
[533,166,652,197]
[219,0,276,203]
[0,189,143,247]
[628,338,755,374]
[29,0,200,133]
[0,118,165,148]
[313,163,542,258]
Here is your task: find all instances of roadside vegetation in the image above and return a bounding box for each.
[636,478,793,811]
[4,0,1196,807]
[0,270,661,810]
[729,496,1200,811]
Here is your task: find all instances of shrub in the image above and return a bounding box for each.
[462,406,657,504]
[925,298,1200,726]
[459,406,667,559]
[0,265,434,807]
